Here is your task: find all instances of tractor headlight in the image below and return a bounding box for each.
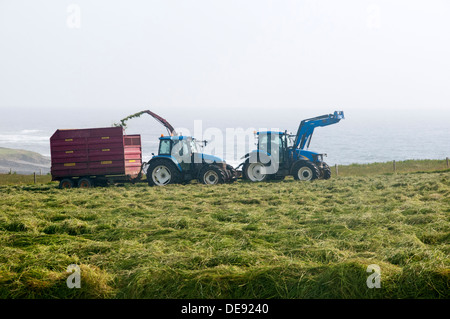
[313,154,323,162]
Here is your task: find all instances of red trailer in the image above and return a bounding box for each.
[50,127,143,188]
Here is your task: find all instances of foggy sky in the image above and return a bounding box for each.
[1,0,449,119]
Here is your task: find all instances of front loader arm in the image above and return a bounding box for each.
[294,111,344,149]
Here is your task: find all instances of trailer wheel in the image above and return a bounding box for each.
[147,159,180,186]
[292,161,320,181]
[198,165,226,185]
[78,177,94,188]
[59,178,74,189]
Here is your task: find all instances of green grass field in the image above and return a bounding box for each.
[0,174,51,186]
[0,160,449,299]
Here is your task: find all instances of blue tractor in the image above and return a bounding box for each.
[115,109,237,186]
[240,111,344,182]
[146,134,237,186]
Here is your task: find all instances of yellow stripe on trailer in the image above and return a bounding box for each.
[64,163,76,167]
[65,150,74,154]
[65,138,73,142]
[129,160,136,163]
[101,161,112,165]
[101,136,110,140]
[102,149,110,152]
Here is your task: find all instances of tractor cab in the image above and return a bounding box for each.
[255,131,326,167]
[156,135,223,166]
[158,136,197,158]
[256,131,291,165]
[156,135,198,172]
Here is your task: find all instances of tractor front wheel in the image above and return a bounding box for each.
[199,165,226,185]
[320,162,332,180]
[225,164,238,183]
[292,161,320,181]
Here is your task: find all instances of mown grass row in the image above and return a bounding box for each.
[0,168,449,299]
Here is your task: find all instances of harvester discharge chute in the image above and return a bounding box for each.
[115,110,177,136]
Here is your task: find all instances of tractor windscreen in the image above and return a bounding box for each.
[287,135,295,148]
[172,140,190,157]
[159,140,171,155]
[190,139,200,153]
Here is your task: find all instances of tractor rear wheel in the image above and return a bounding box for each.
[199,165,226,185]
[243,161,268,182]
[147,159,180,186]
[292,161,320,181]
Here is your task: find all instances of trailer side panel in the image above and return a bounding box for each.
[50,127,142,180]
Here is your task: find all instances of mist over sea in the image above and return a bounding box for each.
[1,107,449,168]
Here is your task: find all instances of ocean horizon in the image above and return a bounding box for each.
[1,107,449,168]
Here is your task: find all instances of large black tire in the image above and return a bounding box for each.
[59,178,74,189]
[147,159,181,186]
[198,165,226,185]
[225,164,237,183]
[292,161,320,181]
[320,162,332,180]
[78,177,94,188]
[242,161,268,182]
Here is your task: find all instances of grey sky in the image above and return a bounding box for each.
[1,0,449,118]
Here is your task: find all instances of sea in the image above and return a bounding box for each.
[1,107,449,169]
